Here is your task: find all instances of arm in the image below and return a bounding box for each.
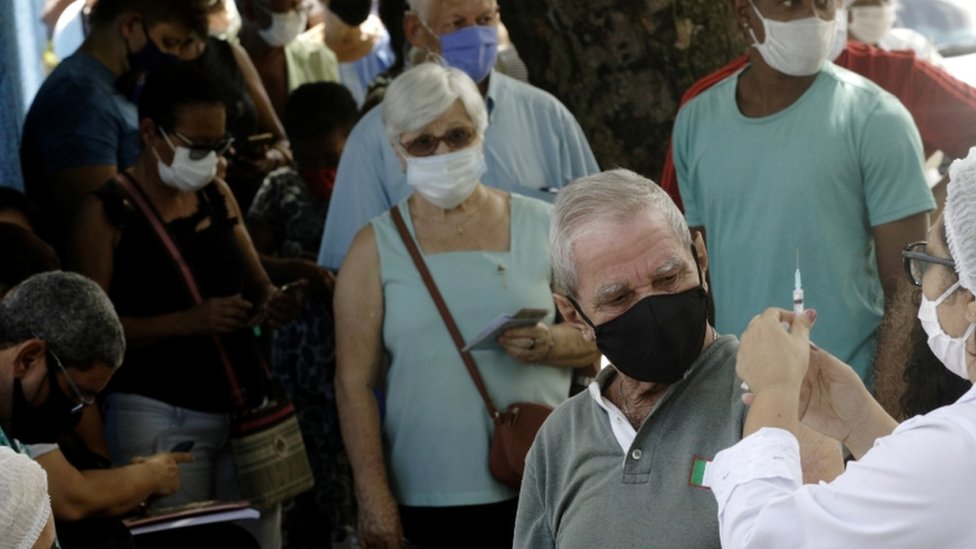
[873,213,929,300]
[497,322,600,368]
[334,225,403,549]
[229,40,293,170]
[513,443,555,549]
[38,450,191,521]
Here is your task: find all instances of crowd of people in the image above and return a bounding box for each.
[3,0,976,547]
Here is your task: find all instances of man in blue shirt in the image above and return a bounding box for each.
[317,0,599,270]
[20,0,209,246]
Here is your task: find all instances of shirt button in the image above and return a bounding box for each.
[631,449,642,460]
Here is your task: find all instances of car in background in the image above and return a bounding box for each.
[897,0,976,85]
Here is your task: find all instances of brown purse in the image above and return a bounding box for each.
[390,205,551,488]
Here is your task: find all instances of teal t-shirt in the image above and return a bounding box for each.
[372,193,571,507]
[674,62,934,380]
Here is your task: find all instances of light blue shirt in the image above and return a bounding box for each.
[674,62,934,380]
[317,71,599,270]
[338,29,395,107]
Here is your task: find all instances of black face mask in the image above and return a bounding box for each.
[11,370,83,444]
[570,245,709,384]
[118,22,179,104]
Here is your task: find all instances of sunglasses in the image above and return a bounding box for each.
[160,127,234,160]
[399,126,477,157]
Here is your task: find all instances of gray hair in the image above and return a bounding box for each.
[550,169,692,298]
[382,62,488,146]
[0,272,125,371]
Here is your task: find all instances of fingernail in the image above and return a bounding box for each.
[805,309,817,322]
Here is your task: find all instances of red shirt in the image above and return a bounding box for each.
[661,41,976,211]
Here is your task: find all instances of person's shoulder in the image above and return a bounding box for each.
[511,192,553,217]
[30,54,113,109]
[537,389,595,438]
[345,103,385,143]
[491,72,570,113]
[822,61,893,101]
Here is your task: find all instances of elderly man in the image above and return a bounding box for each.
[0,272,189,526]
[671,0,934,383]
[316,0,598,270]
[514,170,840,549]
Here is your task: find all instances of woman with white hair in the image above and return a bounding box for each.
[706,147,976,547]
[334,62,599,549]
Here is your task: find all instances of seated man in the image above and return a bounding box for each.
[514,170,840,549]
[316,0,598,270]
[0,272,189,529]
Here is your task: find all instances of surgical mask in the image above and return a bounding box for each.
[748,0,837,77]
[570,246,710,384]
[153,131,218,192]
[829,7,848,61]
[126,22,179,74]
[210,0,243,40]
[439,25,499,84]
[11,375,82,444]
[258,7,307,47]
[849,4,896,44]
[918,281,975,380]
[405,146,485,209]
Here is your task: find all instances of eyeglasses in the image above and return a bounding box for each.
[902,241,955,287]
[49,349,96,414]
[160,127,234,160]
[399,126,478,157]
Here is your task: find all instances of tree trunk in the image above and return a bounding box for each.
[498,0,748,181]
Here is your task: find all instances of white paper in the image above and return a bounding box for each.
[461,308,548,352]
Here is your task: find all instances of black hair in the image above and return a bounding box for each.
[283,82,359,144]
[0,224,61,295]
[0,188,44,233]
[91,0,210,39]
[138,63,225,132]
[329,0,372,27]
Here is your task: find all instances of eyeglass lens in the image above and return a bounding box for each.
[402,127,476,157]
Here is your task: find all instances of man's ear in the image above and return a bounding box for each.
[554,293,596,343]
[11,339,47,380]
[692,231,709,275]
[119,11,142,40]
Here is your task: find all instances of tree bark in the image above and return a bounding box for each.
[498,0,748,181]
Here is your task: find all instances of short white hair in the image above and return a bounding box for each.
[382,62,488,144]
[550,169,692,298]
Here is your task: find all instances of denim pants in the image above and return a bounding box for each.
[104,392,282,549]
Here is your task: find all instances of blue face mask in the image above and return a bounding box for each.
[439,25,499,84]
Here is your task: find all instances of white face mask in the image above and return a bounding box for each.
[748,0,837,76]
[829,7,848,61]
[258,7,307,47]
[405,146,485,210]
[918,281,976,380]
[849,4,897,45]
[153,132,218,193]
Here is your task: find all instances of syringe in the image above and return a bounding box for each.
[792,251,804,315]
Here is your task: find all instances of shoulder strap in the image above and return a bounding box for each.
[114,173,247,408]
[389,205,499,419]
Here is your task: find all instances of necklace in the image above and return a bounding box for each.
[415,191,490,236]
[617,378,645,429]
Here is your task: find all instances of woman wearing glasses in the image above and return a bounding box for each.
[334,63,599,549]
[68,63,299,541]
[704,149,976,547]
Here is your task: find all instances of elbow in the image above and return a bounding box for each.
[51,497,93,522]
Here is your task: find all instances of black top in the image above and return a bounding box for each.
[95,178,267,413]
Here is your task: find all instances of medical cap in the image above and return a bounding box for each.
[945,147,976,291]
[0,447,52,549]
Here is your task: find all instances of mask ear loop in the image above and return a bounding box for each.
[566,296,596,330]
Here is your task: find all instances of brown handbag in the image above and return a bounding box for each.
[390,205,551,488]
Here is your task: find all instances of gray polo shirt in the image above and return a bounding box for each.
[514,335,745,548]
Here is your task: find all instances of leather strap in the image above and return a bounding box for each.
[390,205,499,419]
[114,173,247,407]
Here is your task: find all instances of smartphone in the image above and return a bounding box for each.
[240,132,275,158]
[170,440,195,453]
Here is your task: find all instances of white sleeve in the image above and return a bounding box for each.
[706,418,976,548]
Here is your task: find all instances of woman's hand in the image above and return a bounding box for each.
[497,322,554,364]
[185,295,253,335]
[357,488,404,549]
[256,281,307,330]
[737,308,815,395]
